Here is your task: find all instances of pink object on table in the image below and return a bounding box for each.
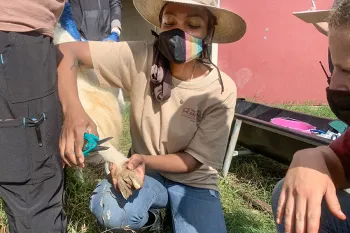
[270,117,316,134]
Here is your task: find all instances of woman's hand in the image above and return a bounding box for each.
[126,154,146,186]
[276,147,346,233]
[109,154,145,190]
[60,105,97,168]
[56,42,96,168]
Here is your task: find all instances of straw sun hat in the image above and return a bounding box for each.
[133,0,247,43]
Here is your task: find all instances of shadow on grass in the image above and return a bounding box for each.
[219,152,287,233]
[229,153,288,197]
[64,166,105,233]
[224,212,276,233]
[219,177,277,233]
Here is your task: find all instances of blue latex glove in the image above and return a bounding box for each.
[103,32,119,42]
[59,2,81,41]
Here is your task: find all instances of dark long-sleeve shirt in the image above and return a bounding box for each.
[69,0,122,41]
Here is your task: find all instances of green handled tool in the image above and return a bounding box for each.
[82,132,113,157]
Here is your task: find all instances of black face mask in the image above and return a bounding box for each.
[326,87,350,125]
[157,28,203,64]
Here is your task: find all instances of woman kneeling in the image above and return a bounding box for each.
[57,0,246,232]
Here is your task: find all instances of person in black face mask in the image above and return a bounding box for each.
[55,0,247,232]
[271,1,350,233]
[326,13,350,126]
[327,87,350,126]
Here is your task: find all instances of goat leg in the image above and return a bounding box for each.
[99,147,144,199]
[114,164,144,200]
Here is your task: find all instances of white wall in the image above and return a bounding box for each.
[119,0,156,42]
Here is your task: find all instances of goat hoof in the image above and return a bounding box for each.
[113,167,144,200]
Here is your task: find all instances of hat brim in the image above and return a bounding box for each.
[293,10,330,24]
[133,0,247,44]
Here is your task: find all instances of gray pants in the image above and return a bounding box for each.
[0,31,66,233]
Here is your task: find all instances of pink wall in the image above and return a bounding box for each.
[218,0,334,104]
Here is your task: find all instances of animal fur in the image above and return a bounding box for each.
[54,24,142,199]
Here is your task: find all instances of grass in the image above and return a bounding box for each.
[219,153,287,233]
[0,102,335,233]
[62,104,134,233]
[219,103,337,233]
[276,104,336,119]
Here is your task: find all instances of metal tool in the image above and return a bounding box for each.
[82,132,113,157]
[311,0,317,9]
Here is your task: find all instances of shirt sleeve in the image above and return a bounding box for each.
[329,128,350,180]
[88,41,151,93]
[184,91,237,169]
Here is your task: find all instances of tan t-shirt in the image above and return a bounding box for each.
[89,41,237,191]
[0,0,66,38]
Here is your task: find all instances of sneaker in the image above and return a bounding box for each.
[139,209,163,233]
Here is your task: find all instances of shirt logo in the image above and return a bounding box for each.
[181,107,202,124]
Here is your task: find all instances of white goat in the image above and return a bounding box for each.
[54,24,142,199]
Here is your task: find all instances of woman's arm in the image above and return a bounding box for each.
[56,42,93,113]
[128,83,237,174]
[316,145,348,189]
[143,153,203,173]
[57,41,149,167]
[56,42,96,167]
[126,152,202,174]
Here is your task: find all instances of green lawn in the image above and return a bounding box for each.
[277,104,336,119]
[0,103,335,233]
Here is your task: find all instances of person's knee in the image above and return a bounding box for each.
[90,200,149,231]
[271,179,285,216]
[89,180,149,231]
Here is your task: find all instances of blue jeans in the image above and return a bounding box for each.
[272,179,350,233]
[89,172,227,233]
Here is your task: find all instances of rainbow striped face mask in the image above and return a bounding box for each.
[158,28,203,64]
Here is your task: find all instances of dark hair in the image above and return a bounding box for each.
[329,0,350,30]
